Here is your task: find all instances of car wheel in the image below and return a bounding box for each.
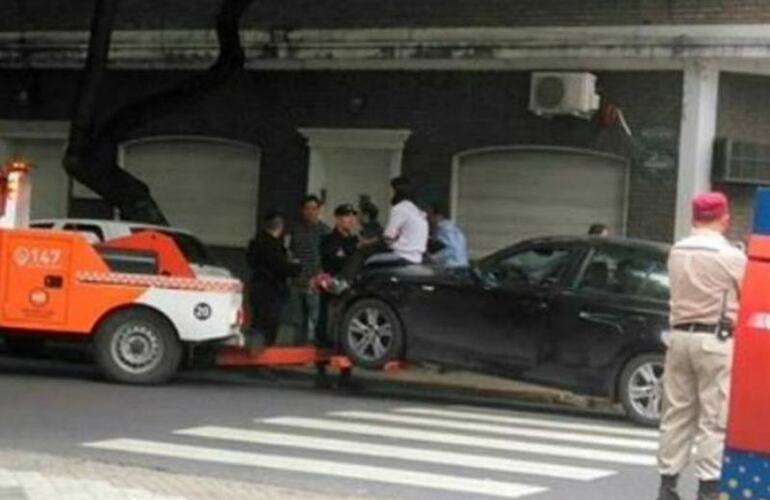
[619,353,665,427]
[93,308,182,385]
[340,299,404,370]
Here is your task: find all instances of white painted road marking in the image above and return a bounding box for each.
[263,417,657,466]
[331,411,658,450]
[403,407,660,439]
[177,425,615,481]
[83,438,546,499]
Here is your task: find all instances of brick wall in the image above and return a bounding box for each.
[0,68,682,242]
[1,0,768,31]
[716,72,770,242]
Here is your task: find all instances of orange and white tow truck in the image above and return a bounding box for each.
[0,157,362,385]
[0,158,245,384]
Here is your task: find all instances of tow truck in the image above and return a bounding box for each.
[0,158,246,383]
[0,157,358,385]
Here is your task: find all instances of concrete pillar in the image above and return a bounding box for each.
[674,60,720,240]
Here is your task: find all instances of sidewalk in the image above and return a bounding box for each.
[0,450,363,500]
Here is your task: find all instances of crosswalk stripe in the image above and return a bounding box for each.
[400,407,660,439]
[331,411,657,451]
[263,417,657,466]
[177,425,615,481]
[83,438,546,499]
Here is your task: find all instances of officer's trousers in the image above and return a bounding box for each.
[657,330,733,481]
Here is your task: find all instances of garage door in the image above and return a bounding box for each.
[122,138,260,247]
[455,148,628,257]
[0,138,69,220]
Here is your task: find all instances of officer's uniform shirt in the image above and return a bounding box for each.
[321,228,359,276]
[668,228,747,327]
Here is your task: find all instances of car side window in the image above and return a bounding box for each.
[579,247,669,301]
[29,223,54,229]
[62,223,105,243]
[486,246,574,288]
[639,259,670,301]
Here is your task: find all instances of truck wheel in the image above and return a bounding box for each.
[93,308,182,385]
[619,353,665,427]
[340,299,404,370]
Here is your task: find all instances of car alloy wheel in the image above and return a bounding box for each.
[346,307,394,363]
[626,359,664,422]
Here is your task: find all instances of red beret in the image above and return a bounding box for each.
[692,192,729,222]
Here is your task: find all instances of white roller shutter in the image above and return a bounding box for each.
[122,138,260,247]
[455,149,628,257]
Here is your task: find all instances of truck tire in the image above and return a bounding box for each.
[93,308,182,385]
[619,353,665,427]
[340,299,404,370]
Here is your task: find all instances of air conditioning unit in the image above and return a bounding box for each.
[529,72,600,118]
[713,137,770,185]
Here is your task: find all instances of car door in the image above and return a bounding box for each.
[404,241,585,374]
[541,243,670,389]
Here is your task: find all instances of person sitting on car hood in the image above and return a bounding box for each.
[326,177,428,293]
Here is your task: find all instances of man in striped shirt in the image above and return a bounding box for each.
[287,195,330,345]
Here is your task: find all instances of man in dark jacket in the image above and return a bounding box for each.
[322,204,360,276]
[247,212,301,347]
[316,204,360,346]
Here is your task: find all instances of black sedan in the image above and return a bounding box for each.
[330,236,671,426]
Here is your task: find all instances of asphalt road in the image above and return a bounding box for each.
[0,352,698,500]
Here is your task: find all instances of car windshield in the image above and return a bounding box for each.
[131,228,215,266]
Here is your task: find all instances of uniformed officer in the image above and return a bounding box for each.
[657,192,747,500]
[321,204,360,276]
[315,203,360,346]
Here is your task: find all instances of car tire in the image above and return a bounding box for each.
[340,299,404,370]
[619,353,665,427]
[93,308,182,385]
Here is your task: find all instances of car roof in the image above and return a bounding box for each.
[516,235,671,254]
[31,218,195,236]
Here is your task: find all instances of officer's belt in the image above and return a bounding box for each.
[673,323,728,334]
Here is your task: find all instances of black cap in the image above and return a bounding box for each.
[334,203,358,216]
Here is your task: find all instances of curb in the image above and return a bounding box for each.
[276,365,622,416]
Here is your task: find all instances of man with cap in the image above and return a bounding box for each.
[315,203,360,346]
[321,203,360,276]
[657,192,747,500]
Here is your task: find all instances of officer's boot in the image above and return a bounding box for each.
[657,475,681,500]
[696,480,720,500]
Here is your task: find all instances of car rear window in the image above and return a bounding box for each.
[62,223,106,243]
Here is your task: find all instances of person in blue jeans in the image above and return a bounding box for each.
[287,195,330,345]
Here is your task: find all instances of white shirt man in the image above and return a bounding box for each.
[383,199,428,264]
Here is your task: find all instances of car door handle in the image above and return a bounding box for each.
[421,285,436,292]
